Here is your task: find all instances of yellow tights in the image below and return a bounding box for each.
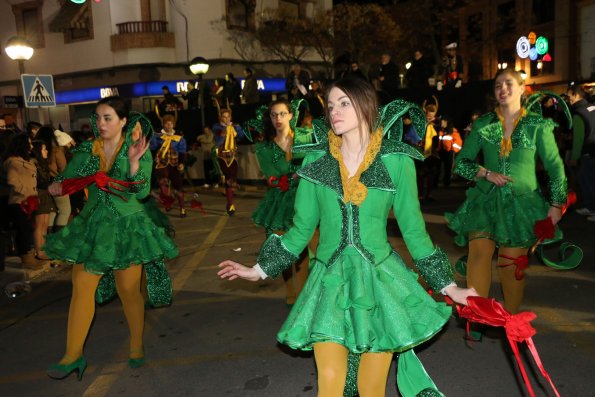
[313,342,392,397]
[467,238,527,314]
[60,264,145,364]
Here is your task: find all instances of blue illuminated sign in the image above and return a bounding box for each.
[55,78,286,105]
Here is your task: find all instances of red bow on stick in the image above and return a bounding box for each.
[158,192,175,210]
[530,192,577,254]
[267,175,290,192]
[61,171,142,202]
[20,196,39,217]
[190,197,207,216]
[453,296,560,397]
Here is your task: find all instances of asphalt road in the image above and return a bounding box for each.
[1,183,594,397]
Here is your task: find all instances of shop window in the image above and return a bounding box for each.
[12,1,44,48]
[226,0,256,31]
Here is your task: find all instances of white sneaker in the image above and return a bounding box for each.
[203,184,210,188]
[587,215,595,222]
[214,184,219,188]
[576,208,595,216]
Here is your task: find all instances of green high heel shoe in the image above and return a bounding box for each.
[128,349,145,369]
[46,356,87,381]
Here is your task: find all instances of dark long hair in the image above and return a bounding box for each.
[325,77,379,135]
[31,139,52,180]
[2,134,31,161]
[97,96,130,121]
[36,126,58,151]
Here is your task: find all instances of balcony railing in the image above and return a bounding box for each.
[116,20,168,34]
[111,20,175,51]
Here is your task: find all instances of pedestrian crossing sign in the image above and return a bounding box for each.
[21,74,56,107]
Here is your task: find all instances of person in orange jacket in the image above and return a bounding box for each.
[438,116,463,187]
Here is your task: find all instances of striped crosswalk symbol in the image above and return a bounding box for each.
[27,78,53,103]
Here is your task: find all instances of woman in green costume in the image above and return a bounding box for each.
[445,69,567,338]
[219,78,476,397]
[45,97,178,380]
[251,99,314,305]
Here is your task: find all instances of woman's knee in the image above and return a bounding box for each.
[114,266,142,297]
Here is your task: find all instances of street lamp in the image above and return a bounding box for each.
[189,56,210,129]
[4,36,34,123]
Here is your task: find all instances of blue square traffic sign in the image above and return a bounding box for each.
[21,74,56,107]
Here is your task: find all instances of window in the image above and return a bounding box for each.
[63,3,93,43]
[497,1,516,36]
[226,0,256,31]
[12,1,44,48]
[279,0,300,18]
[466,13,482,43]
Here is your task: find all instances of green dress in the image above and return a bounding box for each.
[251,128,312,232]
[44,140,179,305]
[256,130,454,397]
[446,111,567,248]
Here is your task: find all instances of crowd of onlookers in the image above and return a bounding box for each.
[0,117,93,272]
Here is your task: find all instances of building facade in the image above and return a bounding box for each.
[0,0,331,129]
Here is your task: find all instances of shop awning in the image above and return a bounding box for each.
[49,3,88,32]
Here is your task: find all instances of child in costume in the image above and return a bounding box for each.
[445,69,568,340]
[45,97,178,380]
[150,114,188,217]
[212,108,248,215]
[219,78,476,396]
[248,99,314,305]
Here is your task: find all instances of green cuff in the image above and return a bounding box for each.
[126,168,149,194]
[257,234,299,279]
[413,247,454,292]
[454,158,480,181]
[548,177,567,206]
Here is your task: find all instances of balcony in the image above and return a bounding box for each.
[111,20,175,51]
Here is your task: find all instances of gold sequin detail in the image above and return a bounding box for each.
[92,137,125,172]
[329,129,382,206]
[495,106,526,157]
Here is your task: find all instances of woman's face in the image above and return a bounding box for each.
[327,87,359,136]
[96,104,125,141]
[41,144,48,159]
[495,72,524,107]
[269,104,293,132]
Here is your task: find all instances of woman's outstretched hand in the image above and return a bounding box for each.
[444,285,479,306]
[218,260,261,282]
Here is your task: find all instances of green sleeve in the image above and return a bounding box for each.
[453,124,482,180]
[53,142,93,182]
[389,155,454,291]
[257,179,320,278]
[255,143,279,178]
[124,150,152,199]
[570,115,585,162]
[536,120,567,205]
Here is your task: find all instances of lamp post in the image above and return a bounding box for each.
[4,36,34,124]
[189,56,210,129]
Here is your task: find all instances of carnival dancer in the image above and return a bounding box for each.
[150,114,188,217]
[445,69,568,340]
[212,108,248,216]
[248,99,313,306]
[219,78,476,396]
[44,97,178,380]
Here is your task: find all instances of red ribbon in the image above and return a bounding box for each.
[452,296,560,397]
[267,174,290,192]
[159,192,175,210]
[498,254,529,280]
[190,198,207,215]
[20,196,39,217]
[60,171,142,202]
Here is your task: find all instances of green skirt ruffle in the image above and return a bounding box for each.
[445,186,562,248]
[277,248,451,353]
[44,204,179,273]
[252,186,297,232]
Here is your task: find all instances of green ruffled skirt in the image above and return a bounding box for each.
[252,186,297,232]
[277,248,451,353]
[445,186,562,248]
[45,204,178,272]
